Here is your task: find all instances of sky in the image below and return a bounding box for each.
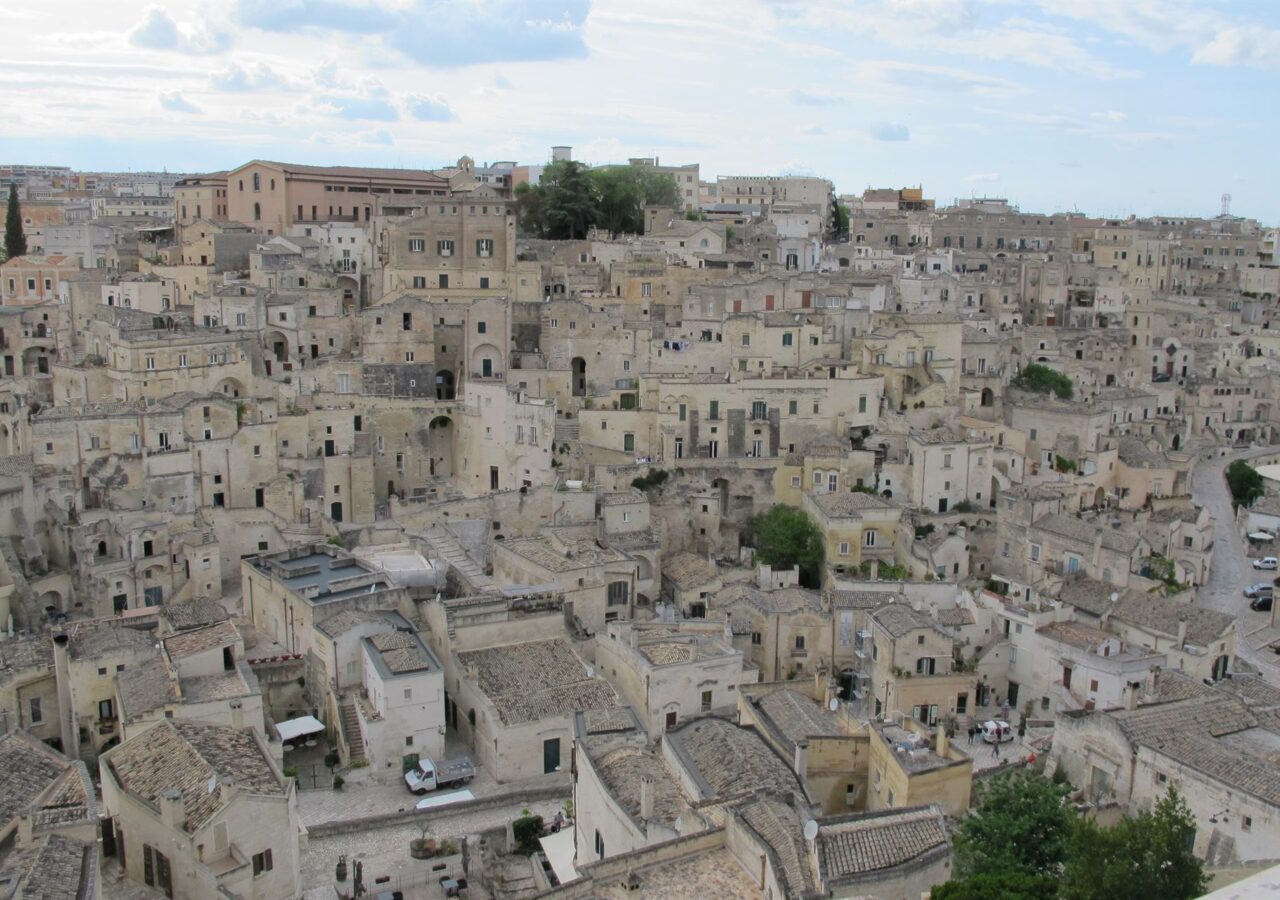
[2,0,1279,221]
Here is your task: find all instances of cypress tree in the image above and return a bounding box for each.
[4,184,27,260]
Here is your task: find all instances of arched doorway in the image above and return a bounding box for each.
[711,478,729,518]
[330,501,343,522]
[571,357,587,397]
[428,415,455,478]
[1171,433,1181,451]
[470,343,501,379]
[264,331,289,363]
[435,369,455,400]
[980,388,994,407]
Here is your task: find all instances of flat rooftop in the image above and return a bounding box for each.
[250,547,396,604]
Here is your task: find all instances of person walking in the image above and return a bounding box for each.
[968,725,976,746]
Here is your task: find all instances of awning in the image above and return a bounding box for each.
[539,828,578,885]
[275,715,325,742]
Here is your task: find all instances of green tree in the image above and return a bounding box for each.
[513,181,545,238]
[1061,788,1206,900]
[952,771,1073,880]
[589,166,680,235]
[831,202,850,241]
[932,871,1059,900]
[746,505,824,587]
[1011,363,1074,400]
[1226,459,1264,510]
[4,184,27,260]
[538,160,599,240]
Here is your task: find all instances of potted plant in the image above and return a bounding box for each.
[410,825,436,860]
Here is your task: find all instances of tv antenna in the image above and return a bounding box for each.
[1221,193,1231,217]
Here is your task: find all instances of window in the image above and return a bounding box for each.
[28,697,41,724]
[412,276,426,289]
[751,631,762,645]
[98,698,114,720]
[864,530,877,547]
[476,238,494,257]
[408,238,425,252]
[839,542,850,556]
[858,395,867,413]
[146,356,156,370]
[701,690,713,712]
[789,400,798,415]
[623,433,635,452]
[252,849,273,876]
[1030,544,1041,561]
[751,400,767,420]
[674,437,684,459]
[437,239,454,256]
[741,334,750,347]
[943,452,953,468]
[795,635,806,650]
[477,321,487,334]
[235,312,247,326]
[782,332,793,347]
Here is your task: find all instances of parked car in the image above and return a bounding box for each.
[1253,557,1278,570]
[981,720,1015,743]
[1251,594,1273,612]
[1248,531,1276,543]
[404,756,476,795]
[1244,583,1273,600]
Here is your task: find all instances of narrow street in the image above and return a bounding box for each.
[1190,447,1279,677]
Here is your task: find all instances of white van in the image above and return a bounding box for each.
[981,720,1015,744]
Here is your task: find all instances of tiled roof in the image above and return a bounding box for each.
[105,722,282,833]
[0,633,53,671]
[935,608,975,627]
[0,731,73,828]
[1033,513,1140,554]
[1038,621,1113,650]
[829,589,895,610]
[871,603,941,639]
[1113,696,1255,746]
[592,744,686,827]
[811,491,899,518]
[665,717,802,803]
[736,796,817,897]
[162,620,238,658]
[368,629,434,674]
[1056,576,1120,617]
[28,764,96,835]
[64,621,154,660]
[662,552,719,590]
[0,833,98,900]
[755,689,843,748]
[117,655,178,721]
[817,806,949,880]
[457,639,619,726]
[1110,593,1234,646]
[714,582,822,617]
[161,597,230,632]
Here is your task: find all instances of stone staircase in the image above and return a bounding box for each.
[554,420,580,444]
[340,700,365,764]
[423,525,494,593]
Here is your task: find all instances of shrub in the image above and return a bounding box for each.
[512,813,545,854]
[332,774,345,789]
[1011,363,1073,399]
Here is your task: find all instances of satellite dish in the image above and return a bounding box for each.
[803,819,819,842]
[1109,592,1119,603]
[828,698,839,712]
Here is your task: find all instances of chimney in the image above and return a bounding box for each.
[639,776,654,821]
[229,700,243,729]
[793,739,809,777]
[935,723,949,757]
[159,788,186,831]
[1176,616,1188,647]
[1122,681,1140,711]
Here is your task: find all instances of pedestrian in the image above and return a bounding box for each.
[993,739,1000,759]
[967,726,975,745]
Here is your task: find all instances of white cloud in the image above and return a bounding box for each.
[129,6,232,55]
[210,62,284,91]
[867,122,910,142]
[1090,110,1127,123]
[158,91,201,114]
[407,95,456,122]
[966,172,1001,183]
